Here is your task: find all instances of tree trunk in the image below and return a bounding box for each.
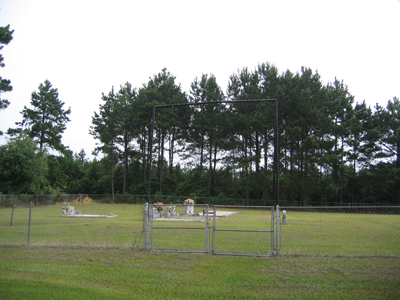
[169,133,175,177]
[213,145,218,188]
[303,150,308,206]
[159,132,164,194]
[244,136,250,204]
[290,142,294,202]
[200,134,204,178]
[352,158,356,203]
[208,140,212,195]
[123,135,129,194]
[262,131,268,204]
[397,137,400,205]
[35,186,39,206]
[340,135,344,205]
[143,135,147,186]
[111,153,115,203]
[255,131,260,173]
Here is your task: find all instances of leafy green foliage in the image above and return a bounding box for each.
[0,134,47,194]
[0,24,14,133]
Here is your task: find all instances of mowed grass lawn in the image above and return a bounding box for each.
[0,246,399,300]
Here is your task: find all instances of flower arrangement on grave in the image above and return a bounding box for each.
[154,202,164,211]
[184,198,194,205]
[61,204,69,215]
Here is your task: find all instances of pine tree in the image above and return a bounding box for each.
[140,69,187,193]
[90,87,119,202]
[115,82,137,194]
[0,24,14,134]
[189,74,226,195]
[8,80,71,152]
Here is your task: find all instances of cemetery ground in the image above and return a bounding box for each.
[0,203,399,299]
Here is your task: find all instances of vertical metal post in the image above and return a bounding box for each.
[276,205,280,255]
[275,100,280,206]
[144,202,149,250]
[205,204,209,253]
[271,206,275,256]
[149,204,153,251]
[28,201,32,246]
[211,206,217,254]
[147,106,155,203]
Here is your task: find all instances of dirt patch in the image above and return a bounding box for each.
[71,197,94,204]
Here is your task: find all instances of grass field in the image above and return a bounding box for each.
[0,246,399,300]
[1,204,399,299]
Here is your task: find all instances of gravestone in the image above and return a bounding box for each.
[281,210,288,225]
[164,207,177,218]
[184,205,194,215]
[67,206,75,216]
[151,208,161,218]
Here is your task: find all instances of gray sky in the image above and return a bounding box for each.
[0,0,399,159]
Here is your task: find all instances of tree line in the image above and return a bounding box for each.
[1,24,399,205]
[85,66,399,205]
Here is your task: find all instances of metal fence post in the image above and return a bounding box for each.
[211,205,216,254]
[28,201,32,246]
[149,204,153,251]
[205,204,210,253]
[144,203,148,250]
[276,205,280,255]
[271,206,275,256]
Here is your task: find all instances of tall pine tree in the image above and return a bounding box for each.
[0,24,14,134]
[8,80,71,152]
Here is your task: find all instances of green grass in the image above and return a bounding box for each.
[0,246,399,300]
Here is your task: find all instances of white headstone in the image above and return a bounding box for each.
[67,206,75,215]
[281,210,288,225]
[152,208,161,218]
[185,205,194,215]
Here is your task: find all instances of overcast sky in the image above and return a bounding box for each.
[0,0,399,160]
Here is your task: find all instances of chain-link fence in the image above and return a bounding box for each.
[211,205,275,257]
[0,199,146,248]
[1,195,399,257]
[277,206,400,256]
[148,204,210,253]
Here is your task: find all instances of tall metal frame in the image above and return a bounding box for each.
[146,99,279,205]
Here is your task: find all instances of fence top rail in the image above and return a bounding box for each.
[150,204,209,207]
[153,99,277,108]
[279,206,400,209]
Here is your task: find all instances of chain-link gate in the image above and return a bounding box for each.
[146,204,276,256]
[211,205,275,257]
[148,204,210,253]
